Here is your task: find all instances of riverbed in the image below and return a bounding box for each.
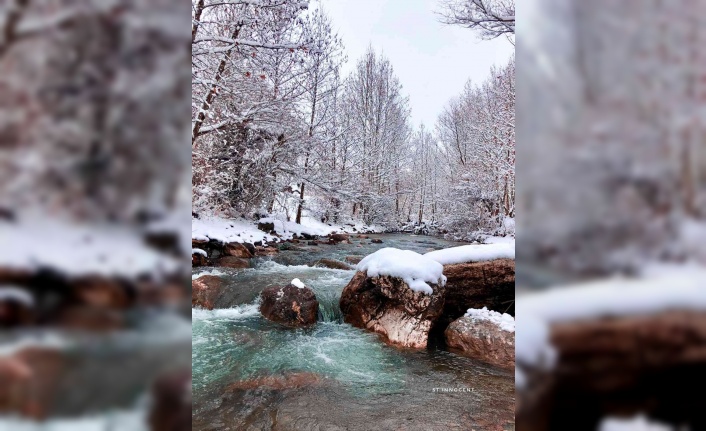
[192,234,515,431]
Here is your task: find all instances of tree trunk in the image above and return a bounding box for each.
[192,25,241,147]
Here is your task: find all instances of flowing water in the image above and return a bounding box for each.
[192,234,515,431]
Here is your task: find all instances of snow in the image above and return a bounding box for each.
[192,248,207,257]
[515,272,706,388]
[260,215,382,240]
[599,414,673,431]
[192,216,276,245]
[0,286,34,306]
[192,214,382,245]
[0,219,180,279]
[424,242,515,265]
[356,248,446,294]
[291,278,306,289]
[464,307,515,332]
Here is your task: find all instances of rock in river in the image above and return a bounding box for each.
[260,282,319,328]
[339,271,445,348]
[192,275,224,310]
[308,258,352,270]
[445,315,515,370]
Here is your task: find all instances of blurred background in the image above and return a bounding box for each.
[516,0,706,430]
[0,0,191,430]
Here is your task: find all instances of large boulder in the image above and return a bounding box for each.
[517,310,706,431]
[445,316,515,369]
[339,271,445,348]
[259,282,319,328]
[442,258,515,322]
[191,275,224,310]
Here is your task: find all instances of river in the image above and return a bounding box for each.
[192,233,515,431]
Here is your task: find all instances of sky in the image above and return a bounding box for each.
[322,0,514,129]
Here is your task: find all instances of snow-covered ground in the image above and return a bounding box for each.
[515,271,706,388]
[192,214,382,245]
[0,219,180,279]
[464,307,515,332]
[356,248,446,294]
[424,242,515,265]
[260,215,383,238]
[192,216,278,245]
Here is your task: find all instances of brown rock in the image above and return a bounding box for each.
[192,251,208,267]
[445,316,515,369]
[259,284,318,328]
[0,347,66,419]
[339,271,445,348]
[309,258,352,270]
[149,368,192,431]
[371,239,383,244]
[443,259,515,320]
[136,281,186,307]
[356,235,370,239]
[344,255,364,265]
[328,233,350,243]
[255,246,279,256]
[257,222,275,232]
[191,238,208,248]
[518,310,706,431]
[57,306,125,331]
[214,256,250,269]
[72,277,131,309]
[191,275,224,310]
[0,291,35,328]
[223,242,254,258]
[225,372,323,392]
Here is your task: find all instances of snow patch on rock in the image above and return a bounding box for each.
[0,286,34,306]
[356,248,446,295]
[464,307,515,332]
[424,243,514,265]
[291,278,306,289]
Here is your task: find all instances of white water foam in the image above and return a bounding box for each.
[191,302,261,322]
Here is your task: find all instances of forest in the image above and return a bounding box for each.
[192,0,515,240]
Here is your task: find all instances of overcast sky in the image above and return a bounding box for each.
[322,0,514,129]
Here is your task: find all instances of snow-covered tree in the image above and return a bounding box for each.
[437,0,515,40]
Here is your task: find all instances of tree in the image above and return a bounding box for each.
[437,0,515,40]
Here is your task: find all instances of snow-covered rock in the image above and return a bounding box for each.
[342,247,515,349]
[339,270,446,348]
[464,307,515,332]
[516,274,706,431]
[445,315,515,370]
[424,242,515,265]
[356,248,446,295]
